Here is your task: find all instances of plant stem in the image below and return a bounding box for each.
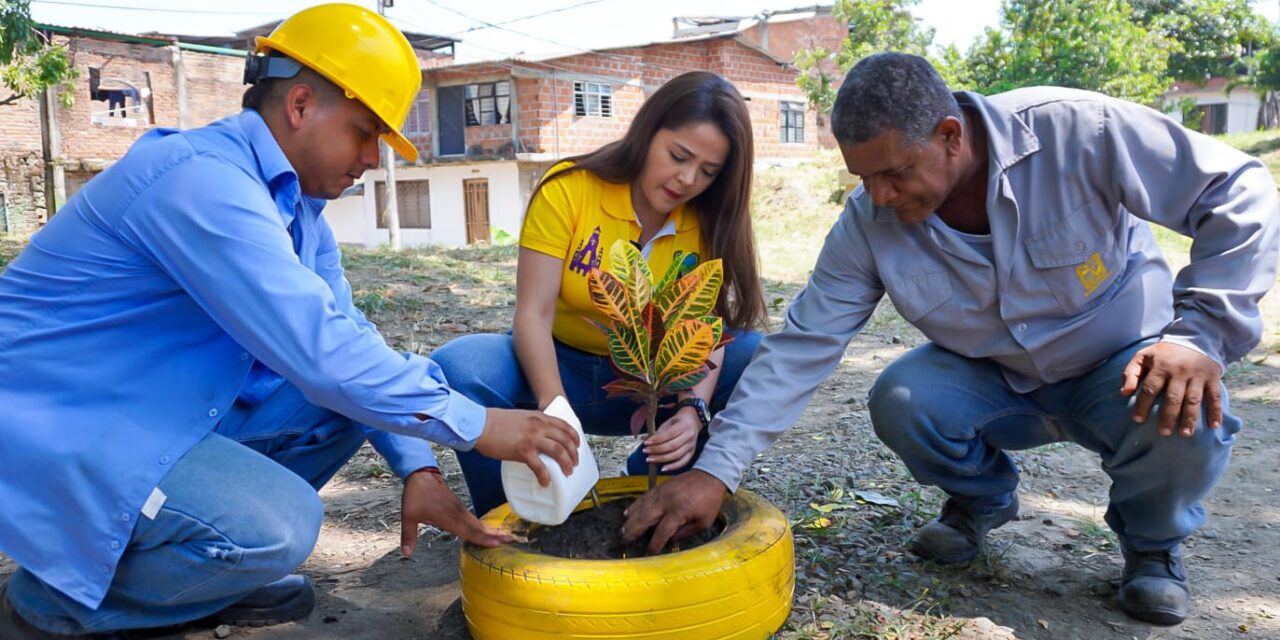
[646,394,658,490]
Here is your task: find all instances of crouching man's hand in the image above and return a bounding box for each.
[400,468,513,554]
[621,470,726,555]
[472,408,580,486]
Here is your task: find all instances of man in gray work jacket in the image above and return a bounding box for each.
[622,52,1280,626]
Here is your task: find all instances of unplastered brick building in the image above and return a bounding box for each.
[327,4,849,248]
[0,21,455,235]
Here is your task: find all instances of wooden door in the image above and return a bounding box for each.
[463,178,490,245]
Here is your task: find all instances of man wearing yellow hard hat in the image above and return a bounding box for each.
[0,4,580,636]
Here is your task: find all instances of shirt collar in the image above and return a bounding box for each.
[600,178,698,232]
[237,109,303,225]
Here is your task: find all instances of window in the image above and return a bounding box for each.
[402,90,431,156]
[464,81,510,127]
[88,67,154,127]
[375,180,431,229]
[573,81,613,117]
[780,101,804,143]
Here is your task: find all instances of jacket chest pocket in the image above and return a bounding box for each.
[1023,198,1123,314]
[887,270,954,322]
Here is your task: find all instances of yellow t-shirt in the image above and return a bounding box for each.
[520,163,707,355]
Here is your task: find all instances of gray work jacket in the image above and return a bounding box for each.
[698,87,1280,492]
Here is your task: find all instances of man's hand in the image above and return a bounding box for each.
[400,468,513,554]
[473,408,579,486]
[1121,341,1223,437]
[621,470,726,555]
[645,408,701,472]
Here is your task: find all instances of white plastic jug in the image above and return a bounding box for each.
[500,396,599,525]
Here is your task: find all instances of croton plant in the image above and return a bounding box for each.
[585,239,732,489]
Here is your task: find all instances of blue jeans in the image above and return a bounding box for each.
[867,340,1240,552]
[7,383,364,634]
[431,330,763,516]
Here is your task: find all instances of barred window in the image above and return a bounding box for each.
[376,180,431,229]
[573,81,613,117]
[780,101,804,143]
[464,81,511,127]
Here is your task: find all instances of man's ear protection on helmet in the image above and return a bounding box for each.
[243,53,304,86]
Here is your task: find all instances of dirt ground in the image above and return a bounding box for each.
[1,238,1277,639]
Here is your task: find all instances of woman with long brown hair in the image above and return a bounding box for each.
[432,71,767,515]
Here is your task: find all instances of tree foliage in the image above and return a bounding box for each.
[1133,0,1275,84]
[966,0,1173,103]
[1,0,77,107]
[794,0,938,120]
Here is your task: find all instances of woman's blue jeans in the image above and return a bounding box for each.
[431,330,763,516]
[867,340,1240,552]
[7,382,365,634]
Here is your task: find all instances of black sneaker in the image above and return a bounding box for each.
[212,574,315,628]
[910,494,1019,564]
[1118,547,1189,625]
[0,581,126,639]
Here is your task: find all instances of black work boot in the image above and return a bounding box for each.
[0,581,125,640]
[910,493,1019,564]
[212,574,315,628]
[1118,547,1189,625]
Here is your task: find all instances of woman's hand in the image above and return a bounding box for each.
[645,406,702,471]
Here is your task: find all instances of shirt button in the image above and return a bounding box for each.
[208,408,218,418]
[121,513,131,522]
[1074,241,1085,253]
[159,456,170,465]
[100,564,111,574]
[1017,323,1028,333]
[109,540,120,550]
[240,352,250,361]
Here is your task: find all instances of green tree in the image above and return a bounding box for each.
[794,0,938,120]
[1,0,77,107]
[1132,0,1275,84]
[966,0,1173,103]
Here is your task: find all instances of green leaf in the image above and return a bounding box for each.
[658,366,708,394]
[606,323,651,384]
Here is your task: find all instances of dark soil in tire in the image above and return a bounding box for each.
[517,498,725,559]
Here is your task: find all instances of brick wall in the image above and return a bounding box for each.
[0,34,245,231]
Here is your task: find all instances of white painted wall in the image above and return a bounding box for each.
[323,161,525,248]
[1165,85,1262,134]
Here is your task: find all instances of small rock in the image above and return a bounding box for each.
[1089,581,1114,597]
[1045,582,1069,596]
[1200,529,1219,539]
[1064,528,1081,538]
[891,335,903,344]
[1042,518,1055,526]
[214,625,232,639]
[323,614,340,623]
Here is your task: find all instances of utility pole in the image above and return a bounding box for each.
[377,0,402,250]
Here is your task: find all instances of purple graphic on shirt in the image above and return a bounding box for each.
[569,226,603,276]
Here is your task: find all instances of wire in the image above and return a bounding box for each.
[32,0,282,16]
[445,0,611,37]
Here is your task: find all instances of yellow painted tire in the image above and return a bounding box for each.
[459,476,794,639]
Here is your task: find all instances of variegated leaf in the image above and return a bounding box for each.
[658,366,709,395]
[603,379,649,402]
[586,268,631,326]
[654,318,717,390]
[607,324,651,384]
[654,250,688,305]
[665,259,722,326]
[605,239,633,284]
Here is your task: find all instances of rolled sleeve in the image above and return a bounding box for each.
[694,203,884,492]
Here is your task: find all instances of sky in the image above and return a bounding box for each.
[27,0,1280,64]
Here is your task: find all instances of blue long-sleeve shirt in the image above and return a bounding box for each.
[0,110,487,608]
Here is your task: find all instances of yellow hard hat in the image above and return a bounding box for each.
[254,3,423,162]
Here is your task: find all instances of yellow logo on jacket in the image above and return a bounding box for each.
[1075,252,1110,296]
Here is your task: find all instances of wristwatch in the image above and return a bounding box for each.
[675,396,711,429]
